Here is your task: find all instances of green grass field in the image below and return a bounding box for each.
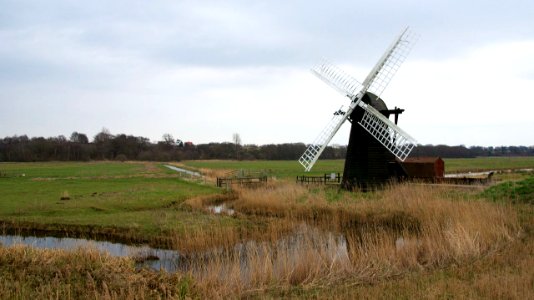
[1,157,532,239]
[445,156,534,172]
[0,161,233,244]
[183,159,344,178]
[183,156,534,177]
[1,157,533,237]
[0,161,149,178]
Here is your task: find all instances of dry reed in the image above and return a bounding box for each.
[167,182,521,297]
[0,244,193,299]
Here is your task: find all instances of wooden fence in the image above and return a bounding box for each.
[296,173,341,185]
[216,176,268,188]
[216,169,269,189]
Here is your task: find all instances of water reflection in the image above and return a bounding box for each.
[0,224,350,275]
[0,235,181,271]
[207,203,235,215]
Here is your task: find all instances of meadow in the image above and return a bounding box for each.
[183,156,534,177]
[0,162,236,246]
[0,158,533,298]
[445,156,534,173]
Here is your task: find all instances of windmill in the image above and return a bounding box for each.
[298,28,418,190]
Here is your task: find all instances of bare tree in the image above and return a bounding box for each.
[232,133,241,160]
[162,133,175,146]
[232,133,241,145]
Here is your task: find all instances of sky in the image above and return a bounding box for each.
[1,0,533,146]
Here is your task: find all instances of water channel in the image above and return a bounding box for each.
[164,165,201,177]
[0,224,352,274]
[0,235,182,272]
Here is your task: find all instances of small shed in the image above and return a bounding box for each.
[401,157,444,179]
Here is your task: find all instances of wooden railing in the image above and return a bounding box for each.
[216,176,268,188]
[216,169,270,188]
[296,173,341,185]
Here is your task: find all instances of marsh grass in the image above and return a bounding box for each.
[159,182,520,297]
[0,244,193,299]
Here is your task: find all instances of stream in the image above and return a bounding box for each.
[0,224,351,275]
[0,235,182,272]
[164,165,201,177]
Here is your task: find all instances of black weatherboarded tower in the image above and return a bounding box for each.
[342,92,406,190]
[298,28,418,190]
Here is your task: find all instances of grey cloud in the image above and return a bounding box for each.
[1,0,534,144]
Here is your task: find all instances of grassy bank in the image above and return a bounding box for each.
[482,175,534,204]
[0,161,233,247]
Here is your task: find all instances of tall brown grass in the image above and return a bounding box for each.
[0,244,193,299]
[167,182,521,297]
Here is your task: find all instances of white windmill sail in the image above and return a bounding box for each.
[310,59,362,98]
[299,27,417,172]
[357,102,416,160]
[298,107,349,171]
[364,28,418,98]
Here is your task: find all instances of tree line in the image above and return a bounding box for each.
[1,130,533,162]
[0,130,346,162]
